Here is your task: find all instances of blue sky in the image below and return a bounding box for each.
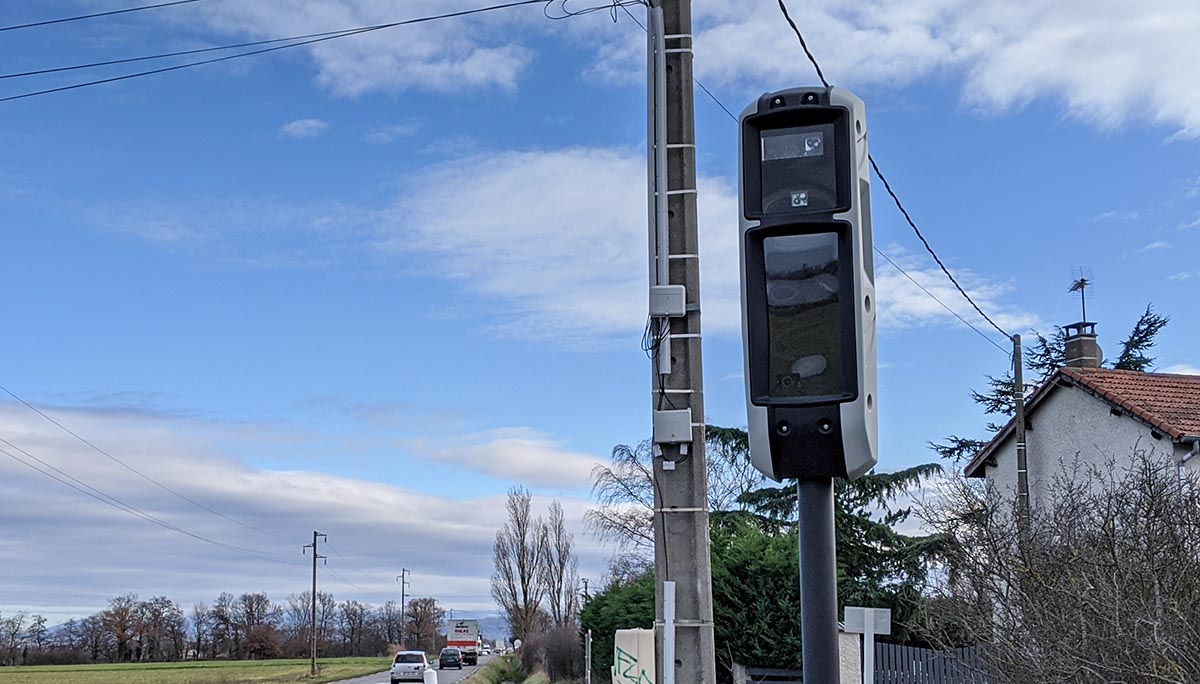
[2,0,1198,623]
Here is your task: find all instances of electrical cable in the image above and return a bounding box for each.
[619,2,1011,355]
[0,0,205,33]
[0,26,385,81]
[324,565,369,592]
[324,540,393,585]
[873,248,1011,356]
[776,0,1012,341]
[0,0,550,104]
[0,441,303,566]
[0,383,306,544]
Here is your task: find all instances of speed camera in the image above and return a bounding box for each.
[738,87,878,481]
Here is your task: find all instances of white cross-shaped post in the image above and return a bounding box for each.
[843,606,892,684]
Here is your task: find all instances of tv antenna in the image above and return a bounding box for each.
[1068,267,1093,322]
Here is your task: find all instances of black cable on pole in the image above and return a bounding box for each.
[776,0,1011,341]
[0,0,205,33]
[0,26,372,81]
[0,441,303,566]
[0,0,549,104]
[868,157,1011,339]
[0,383,304,544]
[775,0,829,88]
[325,540,393,585]
[873,248,1011,356]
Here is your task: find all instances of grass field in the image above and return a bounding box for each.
[0,657,390,684]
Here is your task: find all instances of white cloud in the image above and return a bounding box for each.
[374,147,1035,347]
[0,403,608,623]
[1140,240,1171,252]
[1090,210,1140,223]
[403,427,602,489]
[280,118,329,139]
[593,0,1200,139]
[192,0,536,96]
[874,245,1039,334]
[1169,272,1195,281]
[376,146,740,347]
[1161,363,1200,375]
[364,119,424,144]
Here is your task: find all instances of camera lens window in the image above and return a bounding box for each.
[763,232,844,399]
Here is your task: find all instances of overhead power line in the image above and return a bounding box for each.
[775,0,1013,342]
[0,383,303,543]
[0,0,548,104]
[0,440,301,566]
[0,0,205,33]
[325,540,394,585]
[617,2,1010,356]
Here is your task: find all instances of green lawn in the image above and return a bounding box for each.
[0,657,390,684]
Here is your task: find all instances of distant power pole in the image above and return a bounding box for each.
[648,0,717,682]
[303,531,327,676]
[397,569,410,648]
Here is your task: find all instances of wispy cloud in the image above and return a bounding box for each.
[1161,363,1200,375]
[189,1,536,96]
[1140,240,1171,251]
[280,118,329,139]
[874,245,1040,335]
[1090,210,1140,223]
[364,119,423,144]
[403,427,602,489]
[0,403,608,623]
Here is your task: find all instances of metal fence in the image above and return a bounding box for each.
[734,644,988,684]
[875,643,987,684]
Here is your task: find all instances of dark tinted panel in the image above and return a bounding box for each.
[761,124,837,213]
[763,232,844,398]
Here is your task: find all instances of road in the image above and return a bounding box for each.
[332,656,492,684]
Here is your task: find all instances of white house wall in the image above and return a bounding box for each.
[986,386,1191,507]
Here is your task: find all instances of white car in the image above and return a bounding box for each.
[390,651,430,683]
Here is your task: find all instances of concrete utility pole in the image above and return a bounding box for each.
[397,569,410,648]
[1013,335,1029,528]
[303,531,327,676]
[650,0,717,682]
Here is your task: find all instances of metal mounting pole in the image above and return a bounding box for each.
[796,479,839,682]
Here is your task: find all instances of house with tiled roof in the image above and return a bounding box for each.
[964,323,1200,504]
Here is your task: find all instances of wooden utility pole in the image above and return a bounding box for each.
[651,0,717,682]
[303,531,326,676]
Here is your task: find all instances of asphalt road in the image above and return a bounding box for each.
[332,656,492,684]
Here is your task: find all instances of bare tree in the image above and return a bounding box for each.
[586,427,764,565]
[491,486,547,640]
[103,595,137,662]
[404,598,444,653]
[379,600,404,647]
[190,603,211,660]
[540,501,580,630]
[920,452,1200,683]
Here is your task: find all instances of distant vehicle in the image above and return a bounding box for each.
[390,651,429,683]
[448,619,481,665]
[439,647,463,670]
[481,644,492,656]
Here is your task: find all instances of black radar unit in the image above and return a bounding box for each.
[738,87,878,481]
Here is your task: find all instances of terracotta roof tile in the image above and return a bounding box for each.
[1060,367,1200,440]
[964,367,1200,477]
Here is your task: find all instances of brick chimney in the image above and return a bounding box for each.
[1063,321,1102,368]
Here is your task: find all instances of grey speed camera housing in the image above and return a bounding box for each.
[739,87,878,481]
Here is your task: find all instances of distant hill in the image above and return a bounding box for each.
[446,612,511,643]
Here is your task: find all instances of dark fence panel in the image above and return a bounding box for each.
[876,643,987,684]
